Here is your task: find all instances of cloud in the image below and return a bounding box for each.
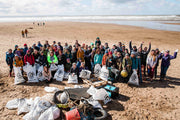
[0,0,179,16]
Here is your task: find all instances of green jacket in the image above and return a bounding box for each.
[47,55,58,64]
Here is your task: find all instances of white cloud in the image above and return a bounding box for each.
[0,0,179,16]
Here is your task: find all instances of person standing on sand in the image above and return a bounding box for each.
[146,50,157,82]
[21,30,25,38]
[158,49,178,81]
[95,37,101,46]
[25,29,28,37]
[6,49,14,77]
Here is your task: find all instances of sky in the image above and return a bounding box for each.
[0,0,180,16]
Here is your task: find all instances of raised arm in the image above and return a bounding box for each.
[146,42,151,54]
[129,41,133,52]
[169,52,177,60]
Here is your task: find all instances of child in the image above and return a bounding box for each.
[79,62,87,73]
[65,58,72,73]
[94,49,103,65]
[70,63,80,82]
[43,65,52,83]
[13,55,23,67]
[76,58,82,69]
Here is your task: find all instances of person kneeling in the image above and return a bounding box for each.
[43,65,52,83]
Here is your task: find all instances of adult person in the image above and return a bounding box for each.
[13,45,18,54]
[71,47,77,63]
[122,54,132,74]
[38,51,47,66]
[6,49,14,77]
[84,47,92,70]
[130,52,138,72]
[57,42,63,51]
[106,51,115,81]
[141,42,151,76]
[77,47,85,62]
[90,48,96,71]
[94,49,103,65]
[115,52,123,71]
[24,50,35,66]
[23,44,28,55]
[47,52,58,65]
[146,50,157,82]
[25,29,28,37]
[158,49,178,81]
[95,37,101,46]
[33,49,40,65]
[37,41,43,48]
[154,48,160,78]
[44,41,50,48]
[129,40,138,54]
[70,63,80,82]
[21,30,25,38]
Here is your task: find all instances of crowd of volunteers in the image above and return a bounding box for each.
[6,37,178,84]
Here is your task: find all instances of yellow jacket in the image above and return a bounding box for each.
[13,58,23,67]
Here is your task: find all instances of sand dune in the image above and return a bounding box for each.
[0,22,180,120]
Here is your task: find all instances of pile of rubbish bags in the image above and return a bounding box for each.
[6,85,116,120]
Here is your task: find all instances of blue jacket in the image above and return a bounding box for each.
[6,52,14,65]
[94,54,103,65]
[23,47,28,54]
[130,57,138,69]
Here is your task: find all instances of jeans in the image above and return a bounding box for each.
[160,66,169,77]
[91,62,94,72]
[147,67,155,79]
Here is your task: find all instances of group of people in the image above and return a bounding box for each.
[21,29,28,38]
[6,37,178,84]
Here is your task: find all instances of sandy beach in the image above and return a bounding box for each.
[0,21,180,120]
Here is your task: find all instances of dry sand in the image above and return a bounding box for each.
[0,22,180,120]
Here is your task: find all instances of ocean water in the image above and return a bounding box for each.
[0,15,180,32]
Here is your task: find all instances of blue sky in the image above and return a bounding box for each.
[0,0,179,16]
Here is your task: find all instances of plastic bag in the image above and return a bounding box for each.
[18,98,33,115]
[44,87,59,93]
[92,88,111,104]
[111,67,119,76]
[6,99,19,110]
[87,97,103,109]
[94,64,101,77]
[37,66,45,81]
[23,98,51,120]
[50,64,58,71]
[87,86,97,96]
[14,67,25,85]
[68,74,78,84]
[64,72,69,79]
[128,69,139,86]
[99,66,109,81]
[54,65,64,81]
[26,65,38,83]
[35,63,40,71]
[79,70,91,79]
[38,106,60,120]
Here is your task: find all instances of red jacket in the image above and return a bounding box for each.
[24,55,35,65]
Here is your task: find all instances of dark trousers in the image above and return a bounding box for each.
[9,64,13,73]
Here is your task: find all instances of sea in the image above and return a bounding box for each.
[0,15,180,32]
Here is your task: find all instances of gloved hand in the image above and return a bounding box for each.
[175,49,179,53]
[161,50,164,54]
[32,64,34,67]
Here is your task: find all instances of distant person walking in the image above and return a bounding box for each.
[21,30,25,38]
[25,29,28,37]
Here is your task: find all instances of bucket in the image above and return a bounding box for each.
[65,108,81,120]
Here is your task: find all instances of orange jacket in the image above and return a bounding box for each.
[102,54,108,65]
[77,50,84,62]
[13,58,23,67]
